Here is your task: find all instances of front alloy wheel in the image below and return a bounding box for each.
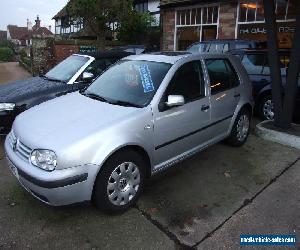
[107,162,140,206]
[93,150,145,213]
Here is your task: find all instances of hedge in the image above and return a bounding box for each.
[0,47,14,62]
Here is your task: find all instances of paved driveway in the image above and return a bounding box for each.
[0,133,299,249]
[0,62,31,84]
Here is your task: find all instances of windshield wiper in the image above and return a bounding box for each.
[81,91,142,107]
[110,100,142,108]
[81,92,111,103]
[41,75,66,83]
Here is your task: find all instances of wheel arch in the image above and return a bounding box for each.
[91,144,152,202]
[240,103,253,116]
[96,144,152,179]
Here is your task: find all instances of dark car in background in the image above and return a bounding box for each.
[0,51,132,135]
[187,39,265,54]
[231,49,300,120]
[110,45,158,54]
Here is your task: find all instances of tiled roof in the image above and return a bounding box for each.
[52,5,69,19]
[160,0,190,6]
[7,25,53,41]
[52,1,73,19]
[160,0,237,7]
[7,25,29,40]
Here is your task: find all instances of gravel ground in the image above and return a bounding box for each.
[0,62,31,84]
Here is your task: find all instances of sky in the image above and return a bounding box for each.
[0,0,69,31]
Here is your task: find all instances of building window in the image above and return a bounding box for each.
[238,0,297,23]
[237,0,297,48]
[135,2,148,13]
[175,5,220,50]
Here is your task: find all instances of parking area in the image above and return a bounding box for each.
[0,133,299,249]
[0,62,31,84]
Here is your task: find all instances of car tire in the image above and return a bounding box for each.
[226,108,251,147]
[93,149,146,213]
[258,95,274,120]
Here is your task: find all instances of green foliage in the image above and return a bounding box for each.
[19,48,27,60]
[68,0,133,42]
[68,0,153,44]
[117,11,155,44]
[0,40,14,50]
[0,47,14,62]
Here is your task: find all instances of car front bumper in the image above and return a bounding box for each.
[4,136,99,206]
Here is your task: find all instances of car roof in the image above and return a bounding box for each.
[77,51,134,59]
[190,39,259,45]
[230,48,291,54]
[124,52,234,64]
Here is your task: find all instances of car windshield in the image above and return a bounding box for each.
[83,60,171,107]
[46,55,90,82]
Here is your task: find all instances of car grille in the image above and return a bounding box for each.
[8,130,32,162]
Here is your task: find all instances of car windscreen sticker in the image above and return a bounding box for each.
[139,64,155,93]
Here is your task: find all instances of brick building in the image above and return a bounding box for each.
[160,0,298,51]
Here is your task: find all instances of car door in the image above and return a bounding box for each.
[153,60,211,167]
[205,58,242,137]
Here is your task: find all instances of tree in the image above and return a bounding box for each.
[263,0,300,128]
[117,11,155,44]
[68,0,154,46]
[68,0,139,45]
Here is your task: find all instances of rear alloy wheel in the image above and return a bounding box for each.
[226,109,251,147]
[93,150,145,213]
[259,95,274,120]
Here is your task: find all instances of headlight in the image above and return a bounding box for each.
[30,150,57,171]
[0,103,15,112]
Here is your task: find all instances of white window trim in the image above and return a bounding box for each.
[235,0,297,38]
[173,3,220,51]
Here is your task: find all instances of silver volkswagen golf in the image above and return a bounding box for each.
[5,52,253,212]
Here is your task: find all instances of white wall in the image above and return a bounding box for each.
[148,0,160,26]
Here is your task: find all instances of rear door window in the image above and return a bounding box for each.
[206,59,240,95]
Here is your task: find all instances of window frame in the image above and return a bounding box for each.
[159,60,207,110]
[205,58,241,95]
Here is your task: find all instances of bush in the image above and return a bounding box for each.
[19,48,27,60]
[0,47,14,62]
[117,11,155,44]
[0,40,14,50]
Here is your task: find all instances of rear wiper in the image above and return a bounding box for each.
[110,100,142,108]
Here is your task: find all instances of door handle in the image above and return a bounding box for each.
[201,105,210,112]
[234,93,241,98]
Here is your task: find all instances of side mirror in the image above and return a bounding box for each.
[82,72,94,82]
[166,95,185,107]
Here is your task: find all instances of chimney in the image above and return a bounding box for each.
[27,18,32,30]
[35,15,41,29]
[48,25,52,32]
